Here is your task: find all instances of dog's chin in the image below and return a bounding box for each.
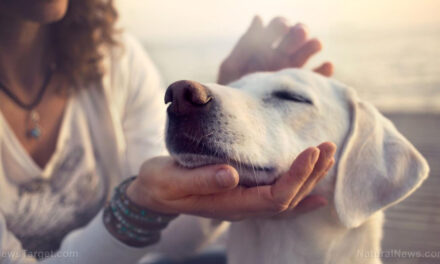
[171,153,278,187]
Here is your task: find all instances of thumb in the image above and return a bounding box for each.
[169,163,239,196]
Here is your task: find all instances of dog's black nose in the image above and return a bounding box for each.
[165,80,212,116]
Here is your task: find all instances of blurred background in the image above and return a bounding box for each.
[116,0,439,263]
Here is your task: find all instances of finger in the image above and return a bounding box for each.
[307,142,337,181]
[235,15,264,51]
[324,158,335,174]
[313,62,334,77]
[270,147,320,208]
[262,17,289,47]
[289,38,322,68]
[165,161,239,197]
[225,16,264,62]
[180,182,297,219]
[317,142,337,162]
[288,158,334,208]
[288,142,337,207]
[171,185,261,219]
[245,15,264,37]
[276,23,308,55]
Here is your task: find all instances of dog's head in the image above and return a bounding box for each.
[165,68,429,227]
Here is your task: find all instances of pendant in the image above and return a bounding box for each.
[27,110,42,139]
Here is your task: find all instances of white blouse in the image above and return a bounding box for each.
[0,33,180,263]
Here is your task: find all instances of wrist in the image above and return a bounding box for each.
[103,176,178,248]
[125,178,146,206]
[126,177,177,215]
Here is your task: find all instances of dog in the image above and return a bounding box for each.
[163,69,429,264]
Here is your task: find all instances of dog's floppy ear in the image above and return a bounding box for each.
[334,90,429,228]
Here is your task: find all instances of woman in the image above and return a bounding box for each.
[0,0,336,263]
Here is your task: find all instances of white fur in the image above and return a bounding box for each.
[166,69,430,264]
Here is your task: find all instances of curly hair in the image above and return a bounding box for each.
[52,0,119,89]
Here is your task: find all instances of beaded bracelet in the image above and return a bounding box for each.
[103,207,161,246]
[114,177,177,224]
[103,176,179,247]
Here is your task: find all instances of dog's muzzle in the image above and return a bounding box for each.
[165,80,219,155]
[164,80,277,186]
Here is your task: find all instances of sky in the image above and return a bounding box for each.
[113,0,440,113]
[116,0,440,41]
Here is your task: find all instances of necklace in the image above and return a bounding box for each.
[0,64,55,140]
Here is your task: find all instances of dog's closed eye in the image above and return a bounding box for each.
[272,90,313,104]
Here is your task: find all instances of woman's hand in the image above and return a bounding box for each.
[218,16,333,85]
[126,142,336,221]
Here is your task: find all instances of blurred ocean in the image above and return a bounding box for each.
[143,28,440,113]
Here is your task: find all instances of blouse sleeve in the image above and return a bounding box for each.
[118,34,168,176]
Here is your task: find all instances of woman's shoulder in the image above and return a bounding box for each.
[115,32,156,70]
[105,32,161,85]
[101,32,164,115]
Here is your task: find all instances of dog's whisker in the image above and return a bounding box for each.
[202,131,215,138]
[233,148,243,183]
[250,161,261,196]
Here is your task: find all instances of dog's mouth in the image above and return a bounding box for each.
[167,135,278,187]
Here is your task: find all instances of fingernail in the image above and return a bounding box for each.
[215,169,236,188]
[310,148,320,165]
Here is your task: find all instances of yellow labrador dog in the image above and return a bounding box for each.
[161,69,429,264]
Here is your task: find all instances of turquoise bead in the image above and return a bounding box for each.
[29,128,41,138]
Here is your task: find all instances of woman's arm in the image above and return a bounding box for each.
[112,34,227,259]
